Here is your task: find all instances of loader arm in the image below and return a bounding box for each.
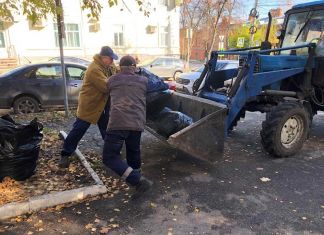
[199,43,315,130]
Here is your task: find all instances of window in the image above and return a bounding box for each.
[0,32,5,48]
[67,66,85,80]
[159,0,168,6]
[32,65,62,79]
[114,25,124,47]
[159,26,168,47]
[173,59,184,67]
[152,58,165,66]
[224,63,238,70]
[165,58,173,66]
[282,10,324,55]
[54,23,80,48]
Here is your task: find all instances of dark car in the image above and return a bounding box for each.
[0,62,87,114]
[49,56,91,66]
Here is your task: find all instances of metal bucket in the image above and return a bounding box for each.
[146,92,227,163]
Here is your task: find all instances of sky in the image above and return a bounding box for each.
[235,0,318,19]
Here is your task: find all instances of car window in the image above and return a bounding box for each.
[165,59,173,66]
[34,65,62,79]
[152,58,165,66]
[224,63,238,70]
[197,66,205,72]
[67,66,85,80]
[173,59,183,67]
[215,63,227,71]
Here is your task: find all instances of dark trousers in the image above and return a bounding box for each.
[102,130,142,186]
[61,106,109,157]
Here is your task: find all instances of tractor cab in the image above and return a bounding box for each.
[279,2,324,87]
[280,2,324,56]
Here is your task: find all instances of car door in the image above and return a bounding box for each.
[27,65,64,106]
[66,65,86,104]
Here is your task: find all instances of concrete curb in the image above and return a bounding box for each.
[0,131,107,221]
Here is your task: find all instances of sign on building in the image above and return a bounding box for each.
[237,37,245,48]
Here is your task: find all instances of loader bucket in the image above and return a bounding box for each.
[146,92,227,163]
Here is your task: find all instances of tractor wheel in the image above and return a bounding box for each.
[13,96,40,114]
[260,102,310,158]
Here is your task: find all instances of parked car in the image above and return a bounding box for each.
[175,60,239,94]
[49,56,91,66]
[0,62,87,114]
[140,56,185,79]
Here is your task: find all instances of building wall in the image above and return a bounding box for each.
[0,0,180,63]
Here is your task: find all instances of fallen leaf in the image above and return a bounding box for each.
[91,228,97,232]
[85,223,93,229]
[100,227,110,234]
[27,232,33,235]
[150,203,157,208]
[260,177,271,182]
[111,224,119,228]
[94,219,101,223]
[38,228,44,232]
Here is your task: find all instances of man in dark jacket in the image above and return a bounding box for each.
[102,55,152,196]
[59,46,118,168]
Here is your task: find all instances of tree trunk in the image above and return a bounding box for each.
[208,0,228,56]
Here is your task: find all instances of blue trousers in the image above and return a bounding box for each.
[61,106,109,157]
[102,130,142,186]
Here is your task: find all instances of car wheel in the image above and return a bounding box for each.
[13,96,40,114]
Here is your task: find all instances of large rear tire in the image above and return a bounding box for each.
[260,102,310,158]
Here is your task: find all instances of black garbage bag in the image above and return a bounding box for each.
[155,107,193,137]
[0,115,43,181]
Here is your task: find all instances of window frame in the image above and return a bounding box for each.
[159,26,168,47]
[54,23,81,48]
[29,65,63,80]
[0,31,5,48]
[66,65,86,80]
[113,25,124,47]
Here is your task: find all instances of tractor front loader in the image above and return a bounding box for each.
[146,0,324,163]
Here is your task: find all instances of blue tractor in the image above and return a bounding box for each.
[147,0,324,162]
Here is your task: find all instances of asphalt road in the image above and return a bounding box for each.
[2,111,324,235]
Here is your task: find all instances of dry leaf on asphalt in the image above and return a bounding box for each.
[85,223,93,229]
[100,227,110,234]
[150,202,157,208]
[260,177,271,182]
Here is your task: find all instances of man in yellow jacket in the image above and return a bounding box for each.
[59,46,118,168]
